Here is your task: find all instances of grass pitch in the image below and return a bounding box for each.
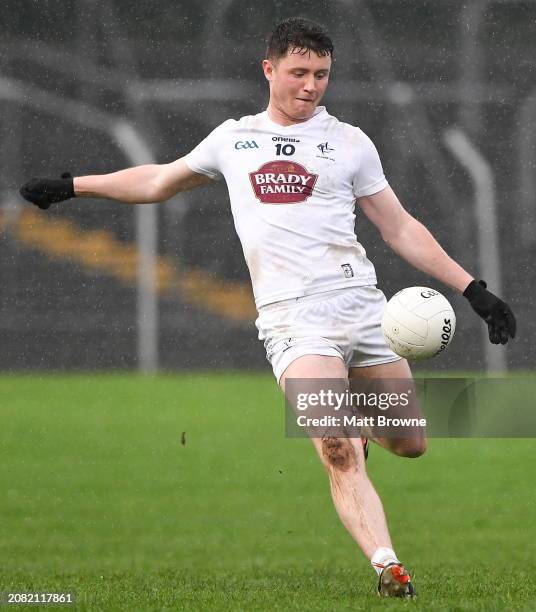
[1,373,535,610]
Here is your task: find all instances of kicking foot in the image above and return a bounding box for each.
[377,562,416,598]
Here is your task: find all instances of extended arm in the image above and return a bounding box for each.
[74,158,212,203]
[20,158,212,208]
[358,186,516,344]
[358,186,472,292]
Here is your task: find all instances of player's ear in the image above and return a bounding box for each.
[262,59,274,82]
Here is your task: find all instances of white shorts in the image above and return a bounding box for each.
[255,286,401,383]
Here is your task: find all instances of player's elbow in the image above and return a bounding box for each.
[381,229,397,246]
[151,174,174,203]
[151,186,169,203]
[381,213,414,249]
[151,161,200,202]
[381,227,404,250]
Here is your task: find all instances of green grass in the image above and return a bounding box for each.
[1,373,535,611]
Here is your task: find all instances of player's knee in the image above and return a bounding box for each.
[391,438,427,458]
[321,437,358,472]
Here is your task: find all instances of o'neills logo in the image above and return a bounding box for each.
[248,161,318,204]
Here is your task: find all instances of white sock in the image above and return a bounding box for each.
[371,547,400,576]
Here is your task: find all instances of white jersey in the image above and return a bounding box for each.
[183,105,388,309]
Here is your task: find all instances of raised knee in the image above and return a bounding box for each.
[321,437,358,471]
[391,439,427,458]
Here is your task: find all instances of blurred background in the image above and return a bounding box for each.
[1,0,534,373]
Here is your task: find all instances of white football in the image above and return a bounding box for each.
[381,287,456,361]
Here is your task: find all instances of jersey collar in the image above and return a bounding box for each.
[262,106,327,130]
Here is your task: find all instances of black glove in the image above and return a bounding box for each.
[463,280,516,345]
[19,172,75,210]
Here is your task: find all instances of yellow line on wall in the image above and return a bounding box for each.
[2,208,256,322]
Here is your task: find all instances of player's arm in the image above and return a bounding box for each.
[358,186,472,292]
[19,158,212,209]
[358,186,516,344]
[75,158,212,203]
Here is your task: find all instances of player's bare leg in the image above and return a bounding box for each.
[349,359,427,458]
[280,355,414,597]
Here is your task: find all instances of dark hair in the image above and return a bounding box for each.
[266,17,334,63]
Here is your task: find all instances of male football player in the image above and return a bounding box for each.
[20,17,515,598]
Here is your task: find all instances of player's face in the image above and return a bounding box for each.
[263,48,331,122]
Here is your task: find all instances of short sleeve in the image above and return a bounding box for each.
[352,131,388,198]
[183,119,233,181]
